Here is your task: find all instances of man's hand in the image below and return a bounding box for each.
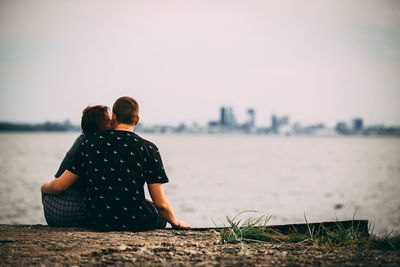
[148,183,191,229]
[172,221,191,229]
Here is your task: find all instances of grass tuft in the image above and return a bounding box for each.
[369,233,400,250]
[218,212,400,251]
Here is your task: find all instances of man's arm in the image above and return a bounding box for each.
[41,170,79,195]
[148,183,190,229]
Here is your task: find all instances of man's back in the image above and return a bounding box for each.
[69,129,168,230]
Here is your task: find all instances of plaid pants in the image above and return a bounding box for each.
[42,189,87,227]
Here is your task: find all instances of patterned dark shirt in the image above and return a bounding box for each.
[68,130,168,231]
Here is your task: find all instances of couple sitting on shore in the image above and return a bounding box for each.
[41,96,190,231]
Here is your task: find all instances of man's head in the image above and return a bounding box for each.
[112,96,139,126]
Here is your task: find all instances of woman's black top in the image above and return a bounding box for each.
[54,134,86,191]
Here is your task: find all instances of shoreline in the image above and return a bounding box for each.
[1,224,399,266]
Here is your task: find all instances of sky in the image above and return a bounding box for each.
[0,0,399,127]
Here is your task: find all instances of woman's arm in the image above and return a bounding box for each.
[147,183,190,229]
[41,170,79,195]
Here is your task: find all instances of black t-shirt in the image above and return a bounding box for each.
[68,130,168,230]
[54,134,86,191]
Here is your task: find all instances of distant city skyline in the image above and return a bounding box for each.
[1,1,399,127]
[0,104,397,129]
[3,105,399,137]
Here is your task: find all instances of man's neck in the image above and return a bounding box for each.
[114,123,134,132]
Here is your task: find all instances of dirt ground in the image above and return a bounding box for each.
[1,224,399,266]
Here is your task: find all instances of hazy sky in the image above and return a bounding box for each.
[0,0,399,127]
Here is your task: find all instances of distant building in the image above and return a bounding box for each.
[220,106,236,127]
[353,118,363,131]
[246,108,255,128]
[220,107,226,126]
[271,115,279,133]
[208,121,219,127]
[293,123,327,135]
[271,114,289,133]
[336,121,349,134]
[279,116,289,126]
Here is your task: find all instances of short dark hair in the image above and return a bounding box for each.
[112,96,139,125]
[81,105,111,134]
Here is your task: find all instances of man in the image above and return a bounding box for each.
[42,96,190,231]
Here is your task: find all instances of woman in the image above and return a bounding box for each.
[42,105,111,226]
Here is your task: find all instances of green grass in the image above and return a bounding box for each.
[217,212,400,251]
[368,233,400,250]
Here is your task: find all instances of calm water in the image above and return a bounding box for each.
[0,133,399,233]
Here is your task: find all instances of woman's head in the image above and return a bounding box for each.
[81,105,111,134]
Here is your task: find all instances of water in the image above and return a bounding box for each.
[0,132,399,233]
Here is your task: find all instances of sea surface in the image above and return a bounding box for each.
[0,132,399,233]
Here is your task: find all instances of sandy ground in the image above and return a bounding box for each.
[0,224,399,266]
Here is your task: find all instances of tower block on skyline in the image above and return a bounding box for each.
[220,107,237,128]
